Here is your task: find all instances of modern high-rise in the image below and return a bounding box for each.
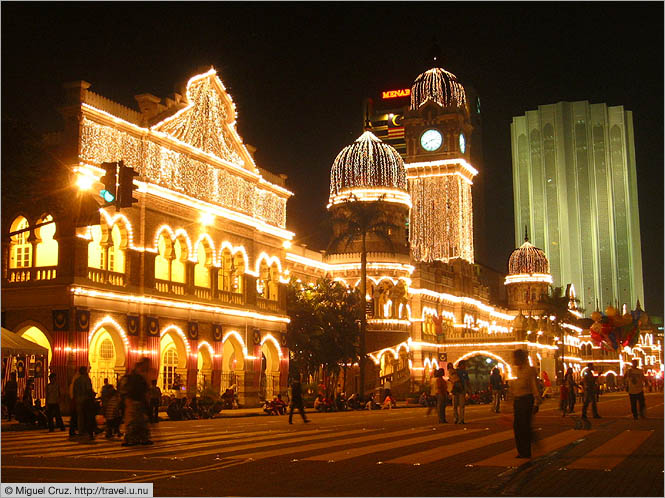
[511,101,644,313]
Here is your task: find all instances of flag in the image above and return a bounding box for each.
[387,126,404,139]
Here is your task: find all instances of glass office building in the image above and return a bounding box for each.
[511,101,644,313]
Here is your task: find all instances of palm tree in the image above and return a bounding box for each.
[327,195,404,400]
[539,286,582,384]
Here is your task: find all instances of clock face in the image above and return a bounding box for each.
[459,133,466,154]
[420,129,442,152]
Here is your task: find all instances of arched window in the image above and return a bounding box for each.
[108,224,125,273]
[35,215,58,267]
[88,225,106,270]
[257,261,269,298]
[268,262,280,301]
[171,238,187,284]
[155,233,172,281]
[9,216,32,268]
[233,253,245,294]
[194,242,211,288]
[162,347,178,391]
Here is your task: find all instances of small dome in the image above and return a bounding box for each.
[329,131,408,202]
[410,67,467,111]
[508,239,550,275]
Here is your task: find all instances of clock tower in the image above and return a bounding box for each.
[403,67,476,263]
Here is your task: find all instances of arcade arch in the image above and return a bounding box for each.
[88,324,127,393]
[158,327,189,393]
[260,335,281,399]
[18,325,53,365]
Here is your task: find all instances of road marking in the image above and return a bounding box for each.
[1,431,204,453]
[566,430,653,470]
[21,431,269,458]
[305,428,486,462]
[228,427,437,461]
[1,465,156,473]
[151,428,373,459]
[471,429,589,467]
[385,430,514,465]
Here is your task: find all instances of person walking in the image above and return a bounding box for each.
[288,377,309,424]
[435,368,448,423]
[449,361,470,424]
[489,367,503,413]
[73,366,96,439]
[563,367,578,413]
[148,380,162,423]
[68,369,81,436]
[624,359,646,420]
[3,372,18,421]
[510,349,542,458]
[121,357,153,446]
[45,373,65,432]
[425,370,439,417]
[581,363,601,419]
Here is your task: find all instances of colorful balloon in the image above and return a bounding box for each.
[605,306,617,318]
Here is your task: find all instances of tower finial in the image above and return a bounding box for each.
[364,110,373,132]
[524,225,529,242]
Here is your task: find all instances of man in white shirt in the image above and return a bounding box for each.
[624,359,646,420]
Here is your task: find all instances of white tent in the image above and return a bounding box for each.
[1,327,48,356]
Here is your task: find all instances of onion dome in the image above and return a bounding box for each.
[508,239,550,275]
[328,131,409,207]
[410,67,468,111]
[505,235,553,285]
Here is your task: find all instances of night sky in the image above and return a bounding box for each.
[2,2,663,314]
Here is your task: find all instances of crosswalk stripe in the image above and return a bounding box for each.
[1,431,202,453]
[305,428,487,462]
[102,431,322,458]
[228,427,438,461]
[385,429,515,465]
[24,430,281,458]
[151,428,373,460]
[566,430,653,470]
[471,429,589,467]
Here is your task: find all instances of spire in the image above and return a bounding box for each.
[635,299,643,311]
[425,37,443,69]
[524,225,529,242]
[363,109,373,132]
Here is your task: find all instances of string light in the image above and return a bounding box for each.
[408,174,474,263]
[410,67,468,111]
[329,131,407,203]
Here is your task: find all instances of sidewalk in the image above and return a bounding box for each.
[1,401,418,432]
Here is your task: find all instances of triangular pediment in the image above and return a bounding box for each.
[152,68,256,171]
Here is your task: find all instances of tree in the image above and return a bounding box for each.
[539,286,583,384]
[327,196,402,398]
[286,277,362,393]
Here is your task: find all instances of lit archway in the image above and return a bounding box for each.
[454,350,513,380]
[88,325,127,393]
[222,331,245,391]
[260,334,281,399]
[158,326,189,393]
[197,341,214,391]
[19,325,53,365]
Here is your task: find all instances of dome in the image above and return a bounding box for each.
[329,131,409,206]
[507,239,550,276]
[410,67,467,111]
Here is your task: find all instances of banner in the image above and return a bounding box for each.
[212,324,223,342]
[187,322,199,340]
[128,315,140,336]
[145,316,159,337]
[52,310,69,331]
[75,309,90,333]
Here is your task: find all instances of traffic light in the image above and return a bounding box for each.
[117,160,139,208]
[100,162,118,205]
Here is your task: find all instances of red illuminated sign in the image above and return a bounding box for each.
[382,88,411,99]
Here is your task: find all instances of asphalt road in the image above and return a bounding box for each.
[1,392,663,497]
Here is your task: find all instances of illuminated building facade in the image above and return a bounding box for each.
[2,69,292,406]
[511,101,644,314]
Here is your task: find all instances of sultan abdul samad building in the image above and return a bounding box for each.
[3,64,662,405]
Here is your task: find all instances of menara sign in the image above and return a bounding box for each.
[382,88,411,99]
